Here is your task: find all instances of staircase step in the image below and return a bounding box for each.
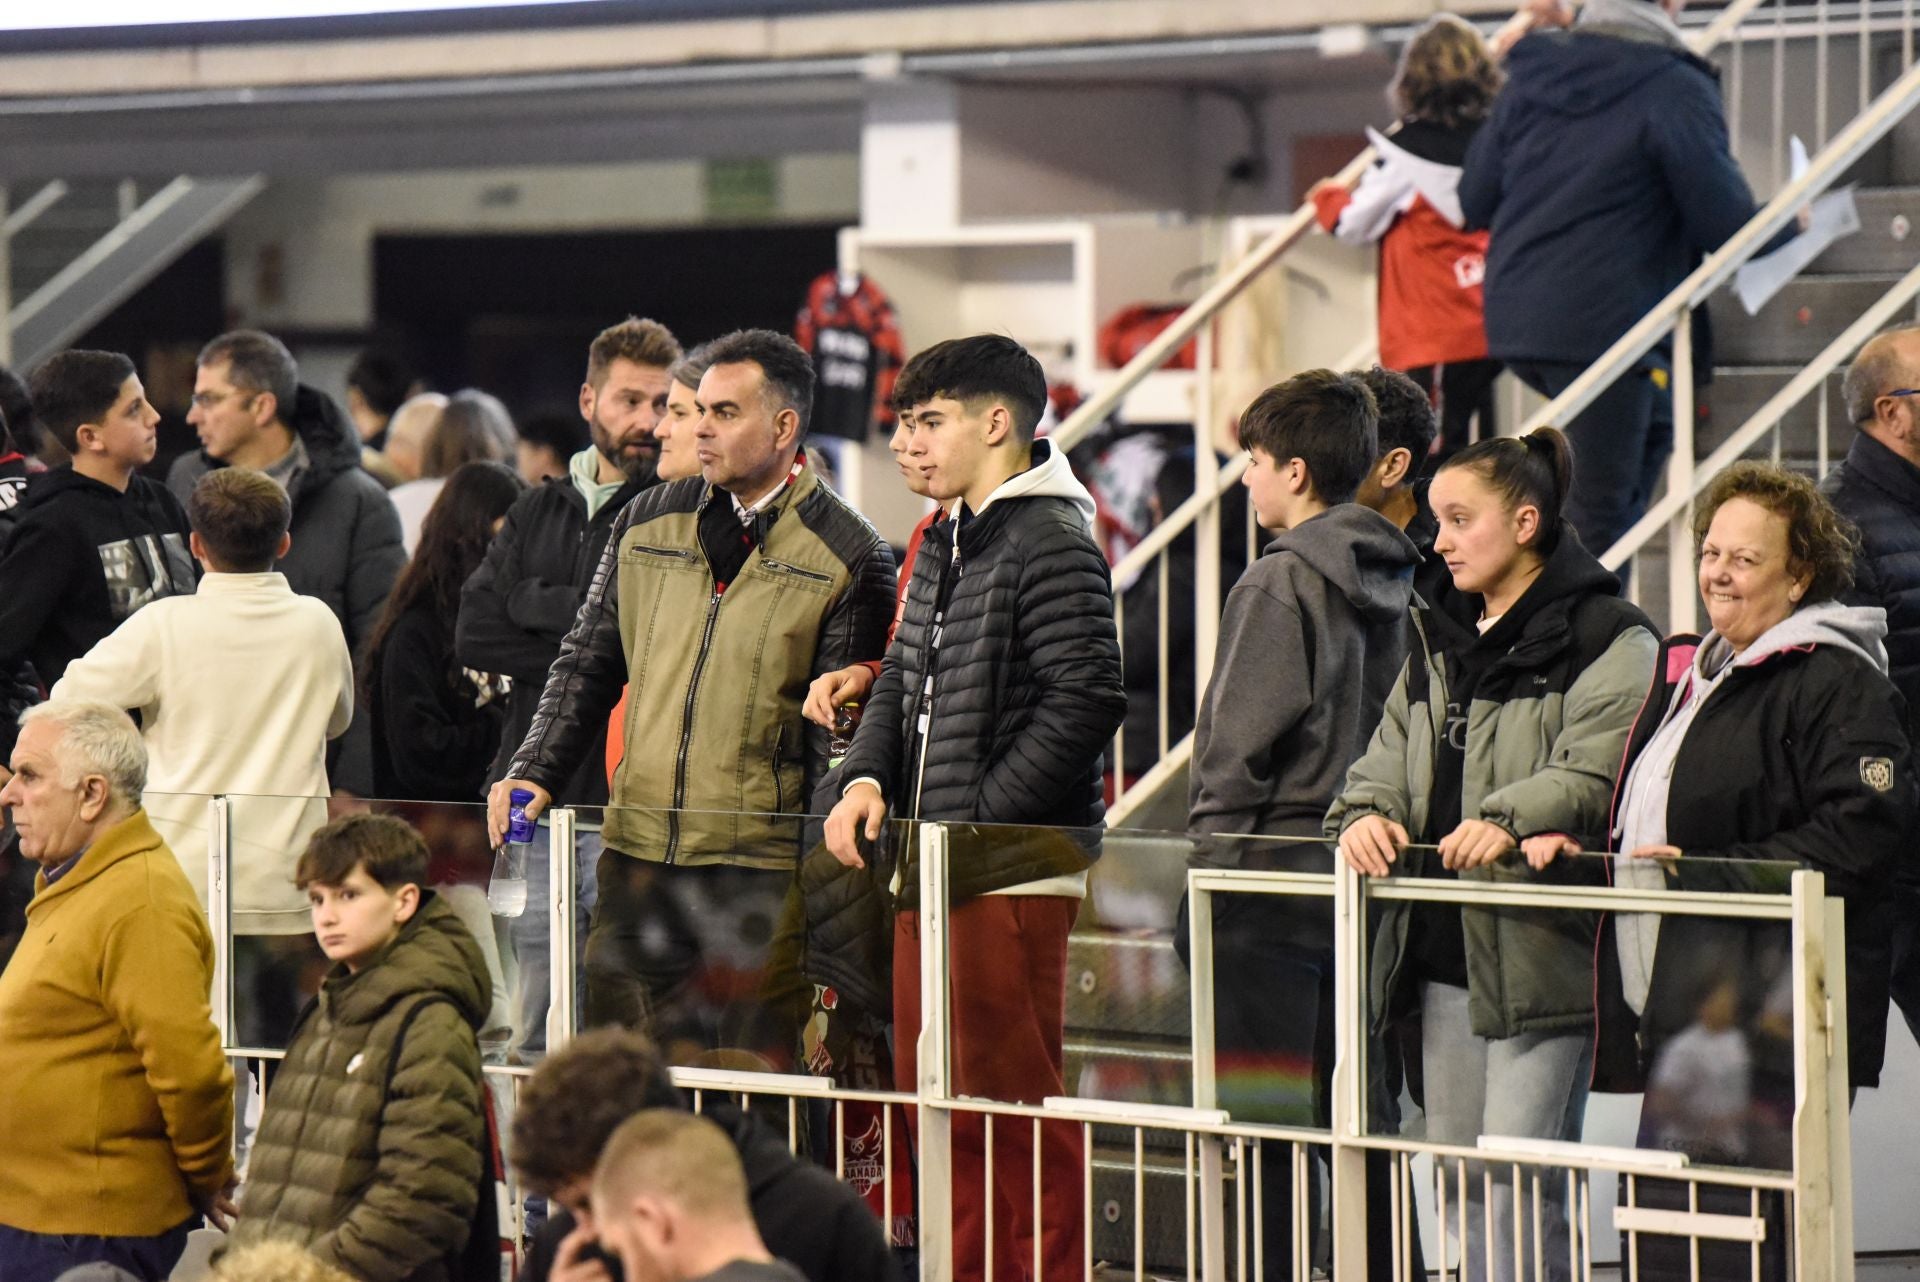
[1708,276,1902,365]
[1808,186,1920,275]
[1698,365,1850,465]
[1065,934,1190,1040]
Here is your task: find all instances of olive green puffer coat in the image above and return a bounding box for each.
[233,893,489,1282]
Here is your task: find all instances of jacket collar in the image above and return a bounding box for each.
[698,457,816,548]
[27,809,166,914]
[1841,430,1920,512]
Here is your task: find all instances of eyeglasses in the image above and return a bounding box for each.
[1882,388,1920,402]
[190,388,259,411]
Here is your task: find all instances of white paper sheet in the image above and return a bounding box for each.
[1732,136,1862,316]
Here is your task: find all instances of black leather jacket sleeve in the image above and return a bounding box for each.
[505,499,637,796]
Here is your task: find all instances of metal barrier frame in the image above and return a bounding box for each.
[205,802,1857,1280]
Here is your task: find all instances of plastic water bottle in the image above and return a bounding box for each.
[488,788,535,917]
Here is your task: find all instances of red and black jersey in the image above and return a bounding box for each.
[794,271,907,442]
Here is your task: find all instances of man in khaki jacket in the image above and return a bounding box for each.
[490,329,896,1058]
[0,700,234,1281]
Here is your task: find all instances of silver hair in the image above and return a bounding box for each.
[19,700,147,808]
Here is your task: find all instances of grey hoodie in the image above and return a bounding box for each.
[1189,503,1421,843]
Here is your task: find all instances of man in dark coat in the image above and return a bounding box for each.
[1460,0,1777,560]
[826,335,1127,1282]
[1823,321,1920,1047]
[457,316,683,1059]
[510,1028,897,1282]
[167,330,404,795]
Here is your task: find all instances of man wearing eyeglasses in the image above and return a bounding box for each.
[167,330,404,797]
[1823,322,1920,1051]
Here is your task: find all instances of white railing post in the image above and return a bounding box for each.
[207,795,232,1047]
[547,807,577,1052]
[1667,307,1699,633]
[1329,857,1370,1279]
[1790,868,1853,1282]
[1193,317,1222,705]
[1184,873,1228,1282]
[918,822,955,1282]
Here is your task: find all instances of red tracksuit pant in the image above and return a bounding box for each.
[895,896,1084,1282]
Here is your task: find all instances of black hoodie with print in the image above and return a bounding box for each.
[0,467,196,757]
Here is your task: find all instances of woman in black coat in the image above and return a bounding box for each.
[1527,462,1913,1279]
[366,461,526,802]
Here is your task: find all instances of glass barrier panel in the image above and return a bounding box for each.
[592,802,896,1083]
[1355,844,1804,1280]
[220,795,528,1072]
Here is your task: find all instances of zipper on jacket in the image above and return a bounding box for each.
[632,544,698,562]
[771,724,787,813]
[666,588,726,862]
[761,557,833,583]
[905,535,963,822]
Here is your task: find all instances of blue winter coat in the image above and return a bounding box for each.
[1460,28,1768,365]
[1822,432,1920,743]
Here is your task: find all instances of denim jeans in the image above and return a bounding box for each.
[0,1216,195,1282]
[1421,981,1593,1282]
[508,824,601,1059]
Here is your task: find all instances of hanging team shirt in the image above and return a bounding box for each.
[793,270,906,442]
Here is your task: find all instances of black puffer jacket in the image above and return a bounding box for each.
[457,465,650,804]
[1821,431,1920,739]
[168,386,404,795]
[838,442,1128,901]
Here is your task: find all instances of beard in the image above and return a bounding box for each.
[590,411,661,487]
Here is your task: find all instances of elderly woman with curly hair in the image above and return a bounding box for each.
[1527,461,1912,1274]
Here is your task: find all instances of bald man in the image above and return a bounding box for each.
[1823,321,1920,1048]
[587,1112,803,1282]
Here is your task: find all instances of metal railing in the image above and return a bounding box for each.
[196,797,1858,1281]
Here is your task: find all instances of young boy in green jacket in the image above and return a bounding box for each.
[230,814,490,1282]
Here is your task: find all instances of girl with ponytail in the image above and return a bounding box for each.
[1328,426,1657,1281]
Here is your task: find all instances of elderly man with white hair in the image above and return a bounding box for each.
[0,701,234,1282]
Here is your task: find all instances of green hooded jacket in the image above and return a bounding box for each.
[1327,532,1658,1040]
[233,893,489,1282]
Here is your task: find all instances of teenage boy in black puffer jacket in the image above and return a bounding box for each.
[826,334,1127,1282]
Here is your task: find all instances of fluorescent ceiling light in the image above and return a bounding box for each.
[0,0,602,31]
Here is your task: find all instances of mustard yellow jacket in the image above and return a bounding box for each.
[0,809,234,1234]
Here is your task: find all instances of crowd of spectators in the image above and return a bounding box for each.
[0,2,1913,1281]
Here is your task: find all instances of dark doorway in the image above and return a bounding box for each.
[372,224,839,416]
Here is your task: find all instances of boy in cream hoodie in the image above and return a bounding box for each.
[52,466,353,1044]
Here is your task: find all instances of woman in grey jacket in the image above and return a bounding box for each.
[1328,427,1657,1282]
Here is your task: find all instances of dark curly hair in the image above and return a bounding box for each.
[1391,14,1503,129]
[509,1028,683,1194]
[1692,461,1859,605]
